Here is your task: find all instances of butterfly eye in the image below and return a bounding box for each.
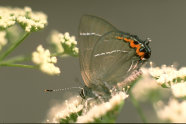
[144,52,151,59]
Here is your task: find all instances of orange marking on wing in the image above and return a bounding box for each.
[124,38,131,42]
[136,47,145,56]
[116,36,124,40]
[124,38,145,60]
[130,41,139,48]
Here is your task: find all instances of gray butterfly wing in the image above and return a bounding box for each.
[89,31,142,89]
[78,15,118,87]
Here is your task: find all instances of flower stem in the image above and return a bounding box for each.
[2,55,31,63]
[0,32,30,61]
[51,52,65,57]
[0,63,36,69]
[129,92,148,123]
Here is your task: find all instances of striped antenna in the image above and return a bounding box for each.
[44,87,83,93]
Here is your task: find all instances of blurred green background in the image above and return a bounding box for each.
[0,0,185,122]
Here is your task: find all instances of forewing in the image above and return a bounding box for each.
[78,15,117,87]
[89,31,142,87]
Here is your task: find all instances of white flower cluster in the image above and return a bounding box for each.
[45,96,83,123]
[49,31,78,56]
[76,92,128,123]
[0,6,47,32]
[50,31,64,53]
[0,31,7,50]
[0,7,16,29]
[149,63,186,98]
[171,82,186,98]
[149,64,177,85]
[132,68,159,101]
[149,63,186,86]
[32,45,60,75]
[155,99,186,123]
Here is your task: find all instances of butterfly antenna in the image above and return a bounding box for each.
[44,87,83,93]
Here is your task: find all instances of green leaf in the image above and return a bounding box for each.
[60,110,83,123]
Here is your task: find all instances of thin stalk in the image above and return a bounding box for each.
[0,32,30,61]
[51,52,65,57]
[129,92,148,123]
[0,63,36,69]
[2,55,31,64]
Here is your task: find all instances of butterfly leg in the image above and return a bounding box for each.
[84,98,94,113]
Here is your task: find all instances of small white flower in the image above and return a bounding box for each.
[76,92,128,123]
[65,40,72,47]
[70,36,77,45]
[0,7,16,29]
[61,38,65,43]
[0,31,7,50]
[32,45,60,75]
[177,67,186,78]
[70,36,75,41]
[44,96,83,123]
[24,6,32,13]
[0,6,47,32]
[171,82,186,98]
[50,56,57,63]
[155,99,186,123]
[64,32,70,40]
[71,40,77,45]
[110,92,128,106]
[40,63,60,76]
[25,24,32,32]
[49,31,64,53]
[49,30,78,56]
[73,47,79,54]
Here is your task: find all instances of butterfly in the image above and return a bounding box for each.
[78,15,151,101]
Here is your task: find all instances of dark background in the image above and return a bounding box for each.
[0,0,185,123]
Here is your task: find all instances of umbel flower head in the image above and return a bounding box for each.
[155,99,186,123]
[45,91,128,123]
[45,96,83,123]
[76,92,128,123]
[0,6,47,32]
[32,45,60,75]
[148,63,186,98]
[149,63,186,87]
[49,31,79,56]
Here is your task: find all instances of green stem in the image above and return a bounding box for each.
[0,32,30,61]
[0,63,36,69]
[51,52,65,57]
[2,55,31,64]
[129,92,147,123]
